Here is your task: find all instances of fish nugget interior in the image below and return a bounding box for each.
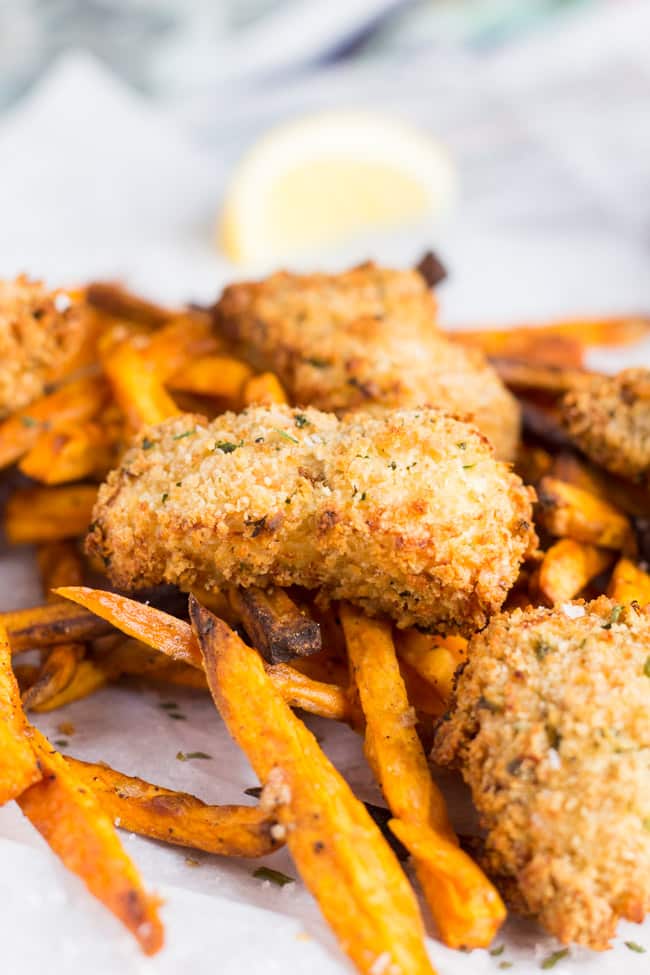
[0,275,85,417]
[213,262,520,461]
[432,597,650,949]
[87,405,536,633]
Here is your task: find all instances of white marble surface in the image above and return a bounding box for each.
[1,5,650,971]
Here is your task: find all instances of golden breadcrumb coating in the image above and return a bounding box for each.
[432,597,650,949]
[0,275,85,417]
[213,263,520,461]
[87,405,535,633]
[563,368,650,482]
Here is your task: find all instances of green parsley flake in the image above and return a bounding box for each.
[20,416,38,428]
[462,463,476,470]
[161,493,168,503]
[644,656,650,678]
[141,437,156,450]
[294,414,309,428]
[540,947,569,969]
[602,604,623,629]
[168,713,186,721]
[499,964,513,971]
[215,440,242,453]
[489,945,505,956]
[274,428,299,444]
[642,817,650,832]
[172,429,196,440]
[159,701,179,710]
[305,357,328,368]
[177,751,212,761]
[625,941,646,953]
[253,866,295,887]
[54,739,68,748]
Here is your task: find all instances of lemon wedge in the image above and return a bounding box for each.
[219,112,457,264]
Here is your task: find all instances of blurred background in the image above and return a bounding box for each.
[0,0,648,321]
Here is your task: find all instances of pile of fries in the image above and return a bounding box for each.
[1,280,650,972]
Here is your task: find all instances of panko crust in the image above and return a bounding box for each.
[432,597,650,948]
[87,405,536,633]
[563,369,650,482]
[0,276,85,417]
[213,263,520,461]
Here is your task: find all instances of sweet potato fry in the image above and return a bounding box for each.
[138,315,220,380]
[190,597,434,975]
[536,476,632,550]
[340,605,505,949]
[56,588,357,721]
[96,638,208,690]
[86,281,178,328]
[520,399,575,452]
[607,557,650,605]
[229,585,322,663]
[514,444,553,486]
[242,372,288,406]
[55,586,203,668]
[65,757,282,858]
[548,452,607,498]
[490,358,590,395]
[31,658,109,712]
[0,622,41,803]
[3,600,110,653]
[450,315,650,352]
[20,421,117,484]
[167,355,252,401]
[103,340,180,430]
[189,587,239,625]
[451,330,584,367]
[0,375,109,470]
[550,452,650,518]
[395,630,467,703]
[5,484,98,544]
[37,540,85,600]
[22,642,85,711]
[537,539,613,606]
[17,727,163,954]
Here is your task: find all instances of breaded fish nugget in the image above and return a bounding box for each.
[87,405,535,633]
[432,597,650,948]
[213,263,520,461]
[0,276,85,417]
[563,368,650,482]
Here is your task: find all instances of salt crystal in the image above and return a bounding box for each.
[548,749,561,770]
[54,292,72,312]
[561,602,585,619]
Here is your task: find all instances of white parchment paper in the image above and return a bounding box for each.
[1,8,650,969]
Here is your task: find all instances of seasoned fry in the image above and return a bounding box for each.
[0,622,40,803]
[514,443,553,486]
[20,421,117,484]
[5,484,97,544]
[190,597,435,975]
[37,540,85,600]
[229,585,322,663]
[0,375,108,470]
[65,757,282,858]
[608,557,650,605]
[17,727,163,954]
[22,642,85,711]
[167,355,252,400]
[242,371,288,406]
[103,340,180,430]
[538,539,613,606]
[341,604,505,948]
[396,629,467,703]
[30,658,108,712]
[3,600,110,653]
[536,477,632,550]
